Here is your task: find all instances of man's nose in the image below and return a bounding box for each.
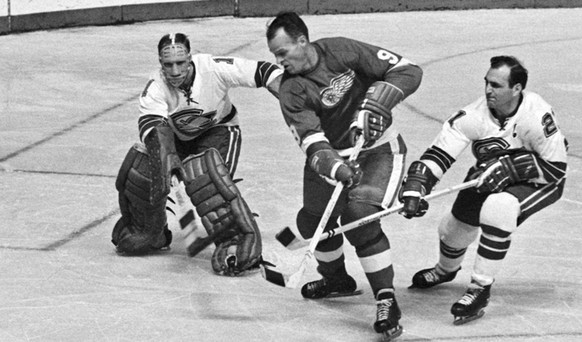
[170,64,181,75]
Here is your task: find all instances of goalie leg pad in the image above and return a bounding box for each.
[112,143,171,254]
[183,148,262,275]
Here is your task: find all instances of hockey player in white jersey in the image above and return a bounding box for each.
[399,56,568,324]
[112,33,282,276]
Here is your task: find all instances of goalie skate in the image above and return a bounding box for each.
[451,282,491,325]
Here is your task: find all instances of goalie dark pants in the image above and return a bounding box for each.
[174,125,242,177]
[297,137,407,295]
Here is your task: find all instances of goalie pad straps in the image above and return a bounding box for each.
[144,124,184,204]
[476,151,541,193]
[112,143,170,253]
[183,148,262,275]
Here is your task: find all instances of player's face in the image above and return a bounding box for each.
[484,65,521,114]
[268,28,310,74]
[159,44,192,88]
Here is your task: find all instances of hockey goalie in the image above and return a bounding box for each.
[112,128,263,276]
[110,32,281,276]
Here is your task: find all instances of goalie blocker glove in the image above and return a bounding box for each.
[350,81,404,146]
[473,150,541,193]
[144,123,185,204]
[307,142,362,188]
[399,161,439,219]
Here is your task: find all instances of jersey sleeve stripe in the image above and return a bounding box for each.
[537,159,567,182]
[255,61,280,88]
[420,145,456,173]
[138,114,166,141]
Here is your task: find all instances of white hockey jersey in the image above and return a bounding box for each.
[138,53,282,141]
[421,91,568,184]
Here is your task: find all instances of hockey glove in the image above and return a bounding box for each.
[308,142,362,189]
[352,81,403,146]
[398,161,439,219]
[473,151,540,193]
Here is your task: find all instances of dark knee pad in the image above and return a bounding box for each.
[342,198,383,247]
[296,207,339,240]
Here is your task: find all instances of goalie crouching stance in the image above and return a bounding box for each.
[111,32,282,276]
[112,125,263,276]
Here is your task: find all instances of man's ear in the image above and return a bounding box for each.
[297,35,308,46]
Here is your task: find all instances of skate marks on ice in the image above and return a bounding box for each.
[1,8,582,342]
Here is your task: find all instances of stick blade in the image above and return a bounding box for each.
[260,265,288,287]
[187,235,213,257]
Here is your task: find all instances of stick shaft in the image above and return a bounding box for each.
[304,136,365,254]
[269,136,366,288]
[317,179,479,241]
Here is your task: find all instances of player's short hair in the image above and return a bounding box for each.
[158,33,191,55]
[490,55,528,89]
[266,11,309,41]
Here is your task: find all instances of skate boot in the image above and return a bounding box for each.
[374,289,403,341]
[409,266,460,289]
[301,274,361,299]
[451,282,491,325]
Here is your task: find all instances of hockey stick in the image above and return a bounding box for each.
[169,175,205,250]
[261,136,366,288]
[276,179,479,250]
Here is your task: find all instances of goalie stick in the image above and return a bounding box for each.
[260,136,366,288]
[276,179,479,250]
[168,175,203,246]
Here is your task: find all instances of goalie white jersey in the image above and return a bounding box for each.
[421,90,568,184]
[138,53,282,141]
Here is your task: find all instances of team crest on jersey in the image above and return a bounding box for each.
[472,137,510,162]
[320,69,355,107]
[171,108,216,135]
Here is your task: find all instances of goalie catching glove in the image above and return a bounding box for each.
[399,161,439,219]
[350,81,403,146]
[472,150,541,193]
[183,148,262,276]
[307,142,362,188]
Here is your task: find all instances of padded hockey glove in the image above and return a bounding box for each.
[308,142,362,189]
[473,151,540,193]
[398,161,439,219]
[351,81,403,146]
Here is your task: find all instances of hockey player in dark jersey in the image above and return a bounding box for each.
[266,12,423,339]
[112,33,282,276]
[400,56,568,324]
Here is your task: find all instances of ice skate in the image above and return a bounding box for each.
[451,282,491,325]
[374,289,403,341]
[301,274,362,299]
[409,266,460,289]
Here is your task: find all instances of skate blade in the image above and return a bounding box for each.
[324,289,364,298]
[381,325,403,341]
[453,310,485,325]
